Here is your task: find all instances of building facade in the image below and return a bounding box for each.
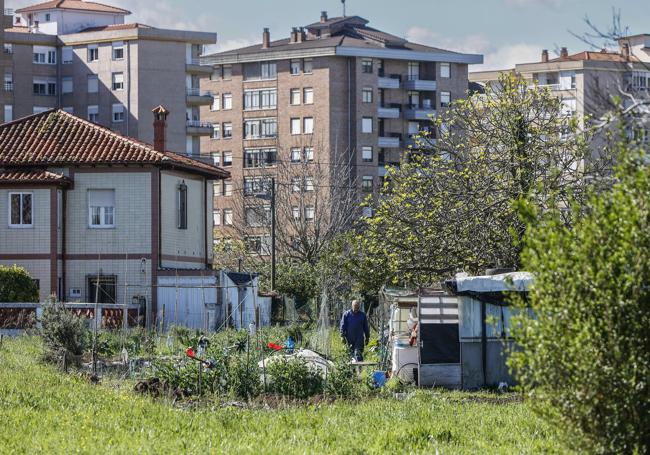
[0,108,228,326]
[200,13,482,251]
[470,38,650,130]
[1,0,216,155]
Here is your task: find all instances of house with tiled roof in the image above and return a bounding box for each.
[1,0,216,157]
[0,107,229,328]
[470,36,650,130]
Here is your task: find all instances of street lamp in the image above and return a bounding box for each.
[254,177,276,292]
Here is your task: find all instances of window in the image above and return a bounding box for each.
[292,206,300,220]
[87,275,116,304]
[112,41,124,60]
[177,183,187,230]
[245,206,271,227]
[213,210,221,226]
[112,104,125,123]
[440,91,451,107]
[4,72,12,91]
[112,72,124,91]
[243,62,277,80]
[211,95,220,111]
[87,105,99,122]
[211,152,221,166]
[224,180,233,196]
[408,121,420,135]
[244,177,271,196]
[303,88,314,104]
[291,118,301,135]
[33,107,49,114]
[224,209,233,225]
[62,77,73,94]
[9,193,32,227]
[45,13,51,21]
[362,88,373,103]
[304,58,313,74]
[362,117,373,133]
[291,148,301,163]
[303,117,314,134]
[244,89,277,110]
[305,206,315,222]
[361,58,373,73]
[292,178,302,193]
[33,78,56,96]
[440,63,450,78]
[210,67,221,81]
[362,176,373,192]
[223,65,232,80]
[290,88,300,105]
[304,147,314,162]
[261,62,276,80]
[62,107,74,114]
[223,152,233,167]
[305,177,315,192]
[33,46,56,64]
[223,93,232,110]
[211,124,220,139]
[408,91,420,108]
[291,59,301,75]
[223,122,232,138]
[245,235,271,256]
[244,148,277,168]
[4,105,13,122]
[87,75,98,93]
[408,62,420,81]
[62,46,73,64]
[362,146,373,162]
[244,118,277,139]
[87,44,99,62]
[88,189,115,228]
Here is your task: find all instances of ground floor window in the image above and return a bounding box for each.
[87,275,117,303]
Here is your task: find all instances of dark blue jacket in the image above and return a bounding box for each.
[340,310,370,347]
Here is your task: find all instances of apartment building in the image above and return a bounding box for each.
[0,108,228,325]
[200,12,482,252]
[1,0,216,155]
[1,0,12,123]
[470,37,650,131]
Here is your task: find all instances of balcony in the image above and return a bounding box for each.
[186,88,213,106]
[186,120,213,136]
[404,104,436,120]
[378,71,401,89]
[405,136,436,148]
[377,103,401,119]
[378,133,401,148]
[404,77,437,91]
[186,58,213,75]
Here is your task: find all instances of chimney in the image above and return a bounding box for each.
[290,27,298,43]
[560,47,568,58]
[541,49,549,62]
[320,11,328,23]
[297,27,306,43]
[621,42,630,59]
[262,28,270,49]
[152,105,169,152]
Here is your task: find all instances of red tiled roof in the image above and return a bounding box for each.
[16,0,130,15]
[0,169,71,186]
[548,50,640,63]
[0,110,229,179]
[79,23,152,33]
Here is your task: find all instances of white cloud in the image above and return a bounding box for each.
[406,26,543,72]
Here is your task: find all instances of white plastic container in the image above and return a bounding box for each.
[392,343,419,383]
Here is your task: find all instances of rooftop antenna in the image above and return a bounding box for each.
[341,0,346,17]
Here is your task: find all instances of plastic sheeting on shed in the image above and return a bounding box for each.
[454,272,533,293]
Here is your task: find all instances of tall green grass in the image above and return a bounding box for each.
[0,337,565,454]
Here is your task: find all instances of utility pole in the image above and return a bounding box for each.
[341,0,346,17]
[271,177,276,293]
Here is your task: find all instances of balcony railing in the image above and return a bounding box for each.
[186,120,213,129]
[4,82,13,92]
[377,103,401,119]
[186,88,212,97]
[404,78,437,91]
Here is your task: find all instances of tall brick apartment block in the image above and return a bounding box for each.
[201,13,482,252]
[1,0,215,155]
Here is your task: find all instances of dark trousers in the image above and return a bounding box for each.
[347,340,364,361]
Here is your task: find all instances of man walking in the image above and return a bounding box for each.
[340,300,370,361]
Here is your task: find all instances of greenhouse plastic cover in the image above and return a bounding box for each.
[454,272,533,293]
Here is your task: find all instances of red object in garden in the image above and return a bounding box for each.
[267,342,283,351]
[186,347,195,358]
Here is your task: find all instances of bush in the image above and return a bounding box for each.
[324,358,356,398]
[228,357,261,400]
[510,150,650,454]
[0,265,39,302]
[40,299,89,360]
[266,357,324,399]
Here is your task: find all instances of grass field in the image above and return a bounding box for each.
[0,336,566,454]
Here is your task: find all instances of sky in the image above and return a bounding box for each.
[6,0,649,71]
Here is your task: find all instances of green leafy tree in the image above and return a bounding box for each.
[357,73,610,287]
[509,142,649,454]
[0,265,39,302]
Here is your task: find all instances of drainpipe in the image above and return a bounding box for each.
[126,40,131,136]
[61,188,66,301]
[204,177,209,268]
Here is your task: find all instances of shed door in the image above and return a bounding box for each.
[419,295,460,364]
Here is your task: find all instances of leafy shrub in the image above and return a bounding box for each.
[324,358,356,398]
[40,299,89,360]
[227,357,261,400]
[266,357,323,399]
[510,149,650,454]
[0,265,38,302]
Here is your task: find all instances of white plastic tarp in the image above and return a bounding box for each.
[454,272,533,293]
